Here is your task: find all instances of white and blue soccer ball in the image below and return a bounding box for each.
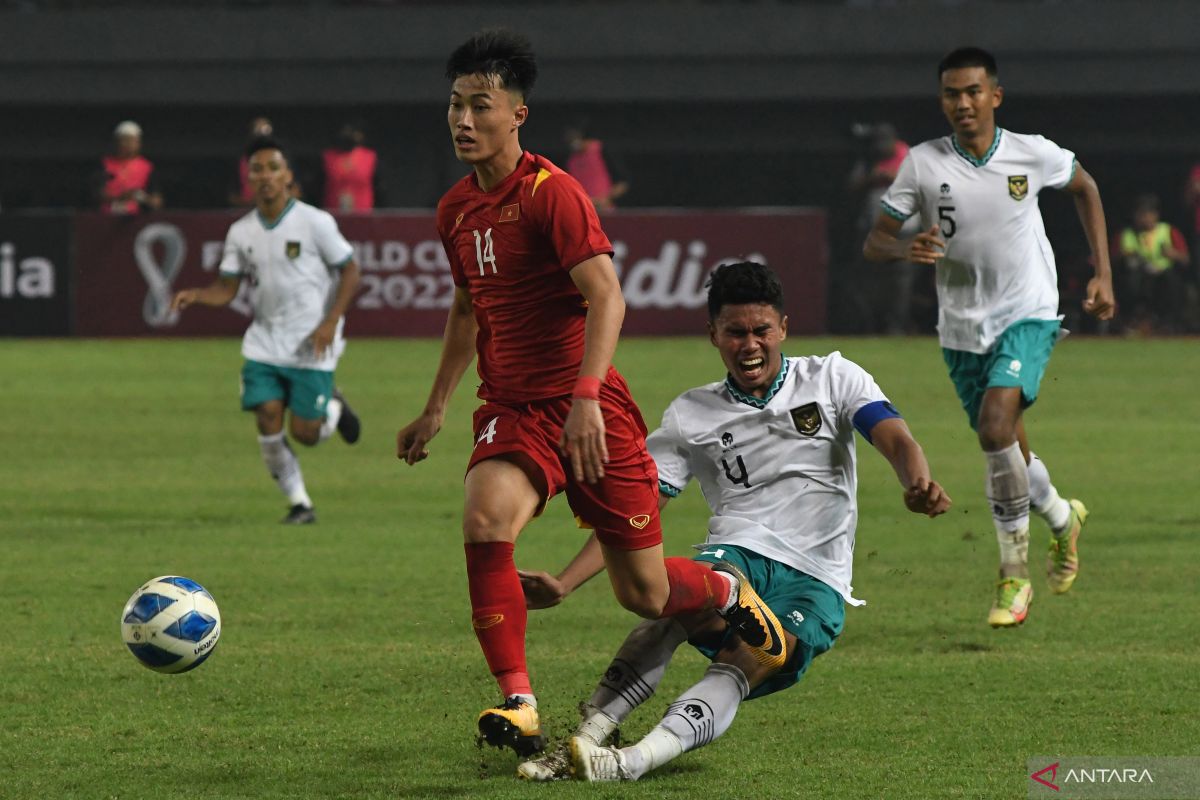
[121,576,221,674]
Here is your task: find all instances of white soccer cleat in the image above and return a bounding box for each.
[517,741,572,782]
[569,735,634,782]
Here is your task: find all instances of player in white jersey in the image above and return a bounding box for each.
[863,48,1116,627]
[171,137,362,524]
[514,262,951,782]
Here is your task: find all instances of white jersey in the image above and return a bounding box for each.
[880,128,1076,353]
[219,199,355,371]
[647,353,897,606]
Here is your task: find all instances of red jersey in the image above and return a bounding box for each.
[437,152,614,403]
[322,146,377,211]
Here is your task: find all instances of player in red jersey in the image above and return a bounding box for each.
[396,29,786,761]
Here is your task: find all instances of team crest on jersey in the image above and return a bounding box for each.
[1008,175,1029,201]
[790,402,822,436]
[285,240,301,259]
[499,203,520,223]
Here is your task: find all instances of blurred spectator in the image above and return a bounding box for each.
[321,121,380,212]
[95,120,162,215]
[229,115,276,207]
[840,122,915,333]
[564,121,630,212]
[1183,161,1200,268]
[1114,194,1190,333]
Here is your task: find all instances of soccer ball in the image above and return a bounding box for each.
[120,576,221,674]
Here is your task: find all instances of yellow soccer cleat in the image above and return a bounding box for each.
[714,562,788,670]
[478,698,544,757]
[1047,499,1088,594]
[988,576,1033,628]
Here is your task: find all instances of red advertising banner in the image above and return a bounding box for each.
[74,209,825,337]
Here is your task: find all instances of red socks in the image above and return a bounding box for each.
[464,541,532,698]
[660,556,730,617]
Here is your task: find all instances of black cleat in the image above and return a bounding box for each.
[333,390,360,444]
[281,504,316,525]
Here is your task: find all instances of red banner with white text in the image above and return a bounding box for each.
[73,209,826,337]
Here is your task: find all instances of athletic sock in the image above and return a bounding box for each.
[1027,452,1072,534]
[258,432,312,508]
[985,441,1031,568]
[660,557,730,617]
[623,663,750,779]
[318,396,343,442]
[585,618,689,724]
[464,541,531,698]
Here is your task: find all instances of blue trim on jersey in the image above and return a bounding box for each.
[658,480,682,498]
[951,127,1003,168]
[852,400,902,444]
[725,356,789,409]
[880,200,912,221]
[257,197,297,230]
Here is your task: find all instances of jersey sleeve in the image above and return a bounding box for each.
[217,225,246,277]
[827,352,900,444]
[880,151,920,222]
[530,172,614,270]
[1034,135,1077,190]
[646,402,692,498]
[312,210,355,269]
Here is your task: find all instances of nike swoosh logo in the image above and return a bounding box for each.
[750,597,785,657]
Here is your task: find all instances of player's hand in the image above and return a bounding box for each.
[517,569,568,610]
[1082,275,1115,321]
[559,398,608,484]
[310,320,338,359]
[907,225,947,265]
[904,477,951,517]
[170,289,198,312]
[397,412,442,465]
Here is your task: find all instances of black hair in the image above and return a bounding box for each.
[1133,193,1160,214]
[705,261,785,320]
[938,47,998,80]
[445,28,538,98]
[245,135,289,164]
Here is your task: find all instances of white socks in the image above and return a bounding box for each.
[622,663,750,779]
[258,432,312,508]
[318,397,343,442]
[985,441,1030,568]
[586,618,688,723]
[1027,452,1072,533]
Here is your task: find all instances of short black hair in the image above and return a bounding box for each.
[706,261,785,320]
[938,47,998,80]
[245,135,289,164]
[1133,193,1161,214]
[446,28,538,98]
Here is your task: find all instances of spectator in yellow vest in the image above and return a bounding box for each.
[1114,194,1189,333]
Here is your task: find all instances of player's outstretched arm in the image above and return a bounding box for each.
[310,258,361,359]
[519,495,671,609]
[560,255,625,484]
[869,417,951,517]
[1063,164,1116,320]
[170,275,241,312]
[396,285,478,464]
[863,214,946,266]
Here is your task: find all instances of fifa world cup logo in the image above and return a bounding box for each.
[134,222,187,328]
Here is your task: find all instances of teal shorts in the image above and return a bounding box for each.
[692,544,845,700]
[942,319,1060,430]
[240,359,334,420]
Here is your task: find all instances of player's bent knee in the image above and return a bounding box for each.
[461,508,521,544]
[288,418,322,447]
[613,584,670,619]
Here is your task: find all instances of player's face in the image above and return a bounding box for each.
[115,133,141,159]
[448,74,527,165]
[940,67,1002,138]
[247,148,293,202]
[709,303,789,398]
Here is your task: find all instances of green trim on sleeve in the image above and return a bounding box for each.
[658,480,682,498]
[880,200,912,222]
[331,253,354,270]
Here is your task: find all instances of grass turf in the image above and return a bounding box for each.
[0,336,1197,799]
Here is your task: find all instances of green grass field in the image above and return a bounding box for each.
[1,336,1197,799]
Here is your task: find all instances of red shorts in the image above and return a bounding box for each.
[467,370,663,551]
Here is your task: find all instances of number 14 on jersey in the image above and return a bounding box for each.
[472,228,497,275]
